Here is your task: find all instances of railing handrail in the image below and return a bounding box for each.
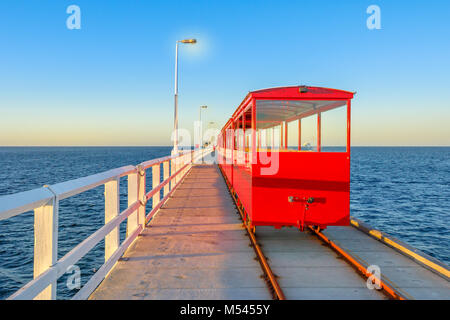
[0,147,214,300]
[0,149,195,220]
[0,187,54,221]
[7,200,142,300]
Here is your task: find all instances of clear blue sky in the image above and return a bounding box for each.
[0,0,449,146]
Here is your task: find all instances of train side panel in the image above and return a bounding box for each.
[232,151,252,218]
[251,152,350,228]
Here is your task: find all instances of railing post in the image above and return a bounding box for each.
[170,158,174,190]
[177,156,183,183]
[105,178,120,262]
[186,152,190,168]
[177,156,181,184]
[181,155,185,177]
[173,156,178,186]
[152,164,161,209]
[163,161,170,197]
[182,155,185,176]
[127,172,139,237]
[137,165,146,228]
[33,189,58,300]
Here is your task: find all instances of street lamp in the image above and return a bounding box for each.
[173,38,197,155]
[199,105,208,148]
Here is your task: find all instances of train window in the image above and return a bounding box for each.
[258,128,270,150]
[301,114,318,152]
[287,119,299,150]
[245,129,252,151]
[272,124,281,150]
[256,124,282,151]
[226,127,233,149]
[256,99,347,152]
[234,116,243,151]
[321,105,347,152]
[234,128,242,151]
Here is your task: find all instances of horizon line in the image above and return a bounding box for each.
[1,145,449,148]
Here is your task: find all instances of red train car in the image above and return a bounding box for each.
[217,86,354,231]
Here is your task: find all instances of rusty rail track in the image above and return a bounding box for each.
[217,164,408,300]
[309,226,407,300]
[218,165,286,300]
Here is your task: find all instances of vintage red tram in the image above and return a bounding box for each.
[217,86,354,231]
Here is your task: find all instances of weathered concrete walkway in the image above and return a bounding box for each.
[90,165,271,300]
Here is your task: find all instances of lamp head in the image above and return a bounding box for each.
[180,39,197,44]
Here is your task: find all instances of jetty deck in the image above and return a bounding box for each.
[90,164,450,300]
[90,165,271,299]
[321,227,450,299]
[254,227,386,299]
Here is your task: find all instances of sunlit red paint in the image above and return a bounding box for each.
[217,86,354,231]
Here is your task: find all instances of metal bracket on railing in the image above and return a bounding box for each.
[136,165,146,205]
[137,165,145,177]
[139,196,147,207]
[43,185,58,199]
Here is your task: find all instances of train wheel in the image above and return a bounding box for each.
[312,225,323,233]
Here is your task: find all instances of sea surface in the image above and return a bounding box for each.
[0,146,449,299]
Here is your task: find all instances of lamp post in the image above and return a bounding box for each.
[199,105,208,148]
[173,38,197,155]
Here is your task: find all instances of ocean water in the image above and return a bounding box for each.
[0,146,449,299]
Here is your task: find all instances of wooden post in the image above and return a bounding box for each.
[180,155,184,177]
[152,165,160,209]
[126,173,138,237]
[171,158,176,189]
[178,155,182,181]
[163,161,170,197]
[105,178,120,261]
[175,157,179,184]
[137,166,146,228]
[33,193,58,300]
[181,155,184,178]
[178,156,181,183]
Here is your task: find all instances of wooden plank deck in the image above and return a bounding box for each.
[90,165,271,300]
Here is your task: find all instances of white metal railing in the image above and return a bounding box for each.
[0,147,213,300]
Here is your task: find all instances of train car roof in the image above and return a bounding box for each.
[249,86,355,99]
[225,86,354,128]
